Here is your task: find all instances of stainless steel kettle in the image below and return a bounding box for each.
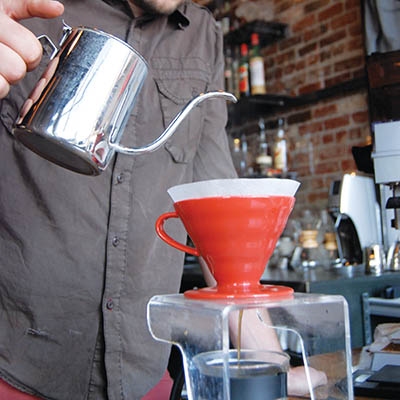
[13,24,236,175]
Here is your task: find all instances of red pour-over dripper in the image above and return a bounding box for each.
[156,178,300,301]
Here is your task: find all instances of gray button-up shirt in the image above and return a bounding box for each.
[0,1,236,399]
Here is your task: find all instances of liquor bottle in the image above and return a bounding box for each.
[249,33,266,95]
[240,133,249,176]
[231,46,240,99]
[273,118,288,174]
[224,46,234,93]
[255,118,272,175]
[231,137,247,176]
[238,43,250,98]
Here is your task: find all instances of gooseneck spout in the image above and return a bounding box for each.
[109,91,237,155]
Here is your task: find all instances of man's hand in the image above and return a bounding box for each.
[288,365,328,397]
[0,0,64,99]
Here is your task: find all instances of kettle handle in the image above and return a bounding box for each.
[37,35,59,59]
[109,91,237,155]
[155,212,200,257]
[37,21,73,60]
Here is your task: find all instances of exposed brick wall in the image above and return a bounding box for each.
[228,0,371,215]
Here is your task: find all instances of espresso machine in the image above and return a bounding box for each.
[367,51,400,255]
[328,173,382,266]
[147,179,353,400]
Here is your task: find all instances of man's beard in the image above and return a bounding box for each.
[128,0,181,15]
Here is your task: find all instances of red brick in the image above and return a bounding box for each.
[352,111,369,124]
[334,55,364,72]
[293,14,317,33]
[319,144,346,160]
[320,29,347,47]
[298,42,318,57]
[347,37,364,51]
[264,43,278,57]
[311,177,326,190]
[299,82,323,94]
[349,127,364,140]
[345,0,360,9]
[318,3,344,22]
[325,72,352,86]
[298,121,324,135]
[276,49,296,65]
[348,22,362,37]
[275,0,293,14]
[315,160,341,174]
[336,130,347,143]
[340,159,357,172]
[307,53,320,66]
[331,10,358,30]
[279,36,302,51]
[320,49,332,62]
[304,24,328,42]
[322,132,334,144]
[305,0,330,14]
[295,59,306,71]
[313,104,337,118]
[331,43,346,57]
[324,115,350,130]
[283,62,297,75]
[308,191,329,204]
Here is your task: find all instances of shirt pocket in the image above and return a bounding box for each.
[152,57,210,164]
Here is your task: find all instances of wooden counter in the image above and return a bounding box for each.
[287,348,387,400]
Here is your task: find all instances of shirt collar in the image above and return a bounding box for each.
[170,3,190,30]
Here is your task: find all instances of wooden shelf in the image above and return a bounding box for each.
[224,20,288,48]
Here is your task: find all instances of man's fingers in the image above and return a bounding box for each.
[1,0,65,70]
[0,0,64,99]
[26,0,64,19]
[0,42,28,85]
[0,75,11,99]
[0,14,43,70]
[5,0,64,20]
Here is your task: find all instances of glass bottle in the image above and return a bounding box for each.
[273,118,288,175]
[255,118,272,175]
[291,210,325,270]
[249,33,266,95]
[238,43,250,98]
[231,46,240,99]
[320,209,341,268]
[231,136,247,177]
[224,46,234,94]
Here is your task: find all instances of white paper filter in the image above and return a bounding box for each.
[167,178,300,203]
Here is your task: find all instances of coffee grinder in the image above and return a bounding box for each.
[147,179,353,400]
[328,173,382,266]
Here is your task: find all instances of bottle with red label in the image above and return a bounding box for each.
[249,33,267,95]
[238,43,250,98]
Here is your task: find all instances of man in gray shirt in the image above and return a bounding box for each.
[0,0,236,398]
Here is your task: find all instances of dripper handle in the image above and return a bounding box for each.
[110,91,237,155]
[156,212,200,257]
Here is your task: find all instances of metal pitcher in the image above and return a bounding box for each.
[13,24,236,176]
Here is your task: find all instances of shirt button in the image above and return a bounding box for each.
[116,173,124,184]
[112,236,120,247]
[106,299,114,310]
